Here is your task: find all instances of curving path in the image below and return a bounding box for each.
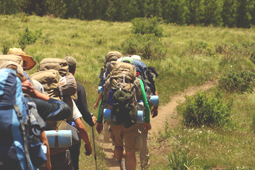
[97,81,216,169]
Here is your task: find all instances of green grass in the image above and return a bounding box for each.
[1,14,255,169]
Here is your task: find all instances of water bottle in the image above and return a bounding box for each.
[137,100,144,111]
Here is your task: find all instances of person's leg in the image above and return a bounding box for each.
[126,151,136,170]
[69,139,81,170]
[123,124,141,170]
[139,123,150,169]
[114,146,123,160]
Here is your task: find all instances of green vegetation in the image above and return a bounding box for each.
[177,91,233,127]
[1,14,255,169]
[218,69,255,93]
[18,28,42,50]
[2,0,255,27]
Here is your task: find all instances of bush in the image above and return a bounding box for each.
[2,40,12,54]
[218,69,255,93]
[121,34,166,59]
[131,16,163,37]
[165,150,198,170]
[18,28,42,50]
[177,91,232,127]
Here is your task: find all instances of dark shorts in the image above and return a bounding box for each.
[50,149,74,170]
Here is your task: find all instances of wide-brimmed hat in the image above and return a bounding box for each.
[7,48,36,70]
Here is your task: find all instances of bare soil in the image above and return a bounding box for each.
[97,81,216,170]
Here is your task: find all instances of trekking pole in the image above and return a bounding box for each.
[91,113,98,170]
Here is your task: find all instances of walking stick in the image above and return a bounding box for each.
[91,113,98,170]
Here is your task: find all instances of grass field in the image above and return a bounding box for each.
[1,14,255,169]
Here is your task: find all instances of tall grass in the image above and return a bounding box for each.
[1,14,255,169]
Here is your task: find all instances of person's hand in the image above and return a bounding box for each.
[94,102,99,110]
[92,116,97,126]
[96,123,103,134]
[143,122,151,132]
[84,143,92,156]
[151,106,158,118]
[22,80,36,97]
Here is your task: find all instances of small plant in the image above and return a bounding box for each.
[20,13,30,22]
[94,38,107,45]
[41,33,54,45]
[177,90,232,127]
[71,33,79,38]
[2,40,12,54]
[218,69,255,93]
[121,34,166,59]
[131,16,163,37]
[18,28,42,50]
[165,150,198,170]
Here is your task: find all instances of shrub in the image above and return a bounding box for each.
[121,34,166,59]
[177,91,232,127]
[2,40,12,54]
[218,69,255,93]
[18,28,42,50]
[131,16,163,37]
[41,33,54,45]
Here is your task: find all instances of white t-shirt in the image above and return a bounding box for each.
[72,99,82,121]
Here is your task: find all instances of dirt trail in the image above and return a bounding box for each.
[97,81,215,170]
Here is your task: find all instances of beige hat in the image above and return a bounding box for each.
[0,61,27,82]
[7,48,36,70]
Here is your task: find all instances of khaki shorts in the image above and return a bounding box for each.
[110,123,141,152]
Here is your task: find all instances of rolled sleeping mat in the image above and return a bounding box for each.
[98,86,102,93]
[150,95,159,106]
[103,109,144,123]
[45,130,72,148]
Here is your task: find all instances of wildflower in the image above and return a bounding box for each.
[230,65,232,67]
[218,76,220,78]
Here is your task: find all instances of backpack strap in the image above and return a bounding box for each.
[13,105,31,170]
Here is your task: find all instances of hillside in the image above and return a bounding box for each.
[1,14,255,169]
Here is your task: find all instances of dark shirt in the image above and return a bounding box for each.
[25,96,72,121]
[76,82,94,126]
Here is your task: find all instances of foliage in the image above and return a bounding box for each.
[2,40,12,54]
[177,91,232,127]
[121,33,166,59]
[18,28,42,50]
[165,150,198,170]
[131,16,163,37]
[218,69,255,93]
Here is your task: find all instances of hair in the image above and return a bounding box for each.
[69,66,76,74]
[6,65,27,82]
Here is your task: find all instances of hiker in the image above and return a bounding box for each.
[131,55,159,169]
[0,65,50,170]
[64,56,96,170]
[94,51,123,142]
[6,48,46,94]
[97,57,151,170]
[30,57,93,170]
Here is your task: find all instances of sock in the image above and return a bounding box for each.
[117,159,126,170]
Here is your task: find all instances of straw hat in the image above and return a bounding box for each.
[7,48,36,70]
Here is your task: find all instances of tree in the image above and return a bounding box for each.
[235,0,251,28]
[202,0,223,26]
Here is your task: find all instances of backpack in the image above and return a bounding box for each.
[100,51,123,83]
[0,55,23,68]
[133,60,159,107]
[34,58,78,151]
[0,68,46,170]
[104,62,141,107]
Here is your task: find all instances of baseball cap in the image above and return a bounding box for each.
[64,56,77,70]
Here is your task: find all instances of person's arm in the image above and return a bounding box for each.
[76,82,95,126]
[74,118,92,156]
[96,100,104,134]
[25,96,71,121]
[40,131,51,170]
[22,80,50,101]
[94,92,102,110]
[138,79,151,131]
